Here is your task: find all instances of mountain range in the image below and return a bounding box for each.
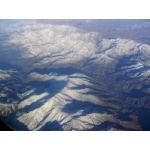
[0,20,150,130]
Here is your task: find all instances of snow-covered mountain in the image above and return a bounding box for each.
[0,21,150,130]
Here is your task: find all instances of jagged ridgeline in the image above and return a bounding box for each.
[0,20,150,131]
